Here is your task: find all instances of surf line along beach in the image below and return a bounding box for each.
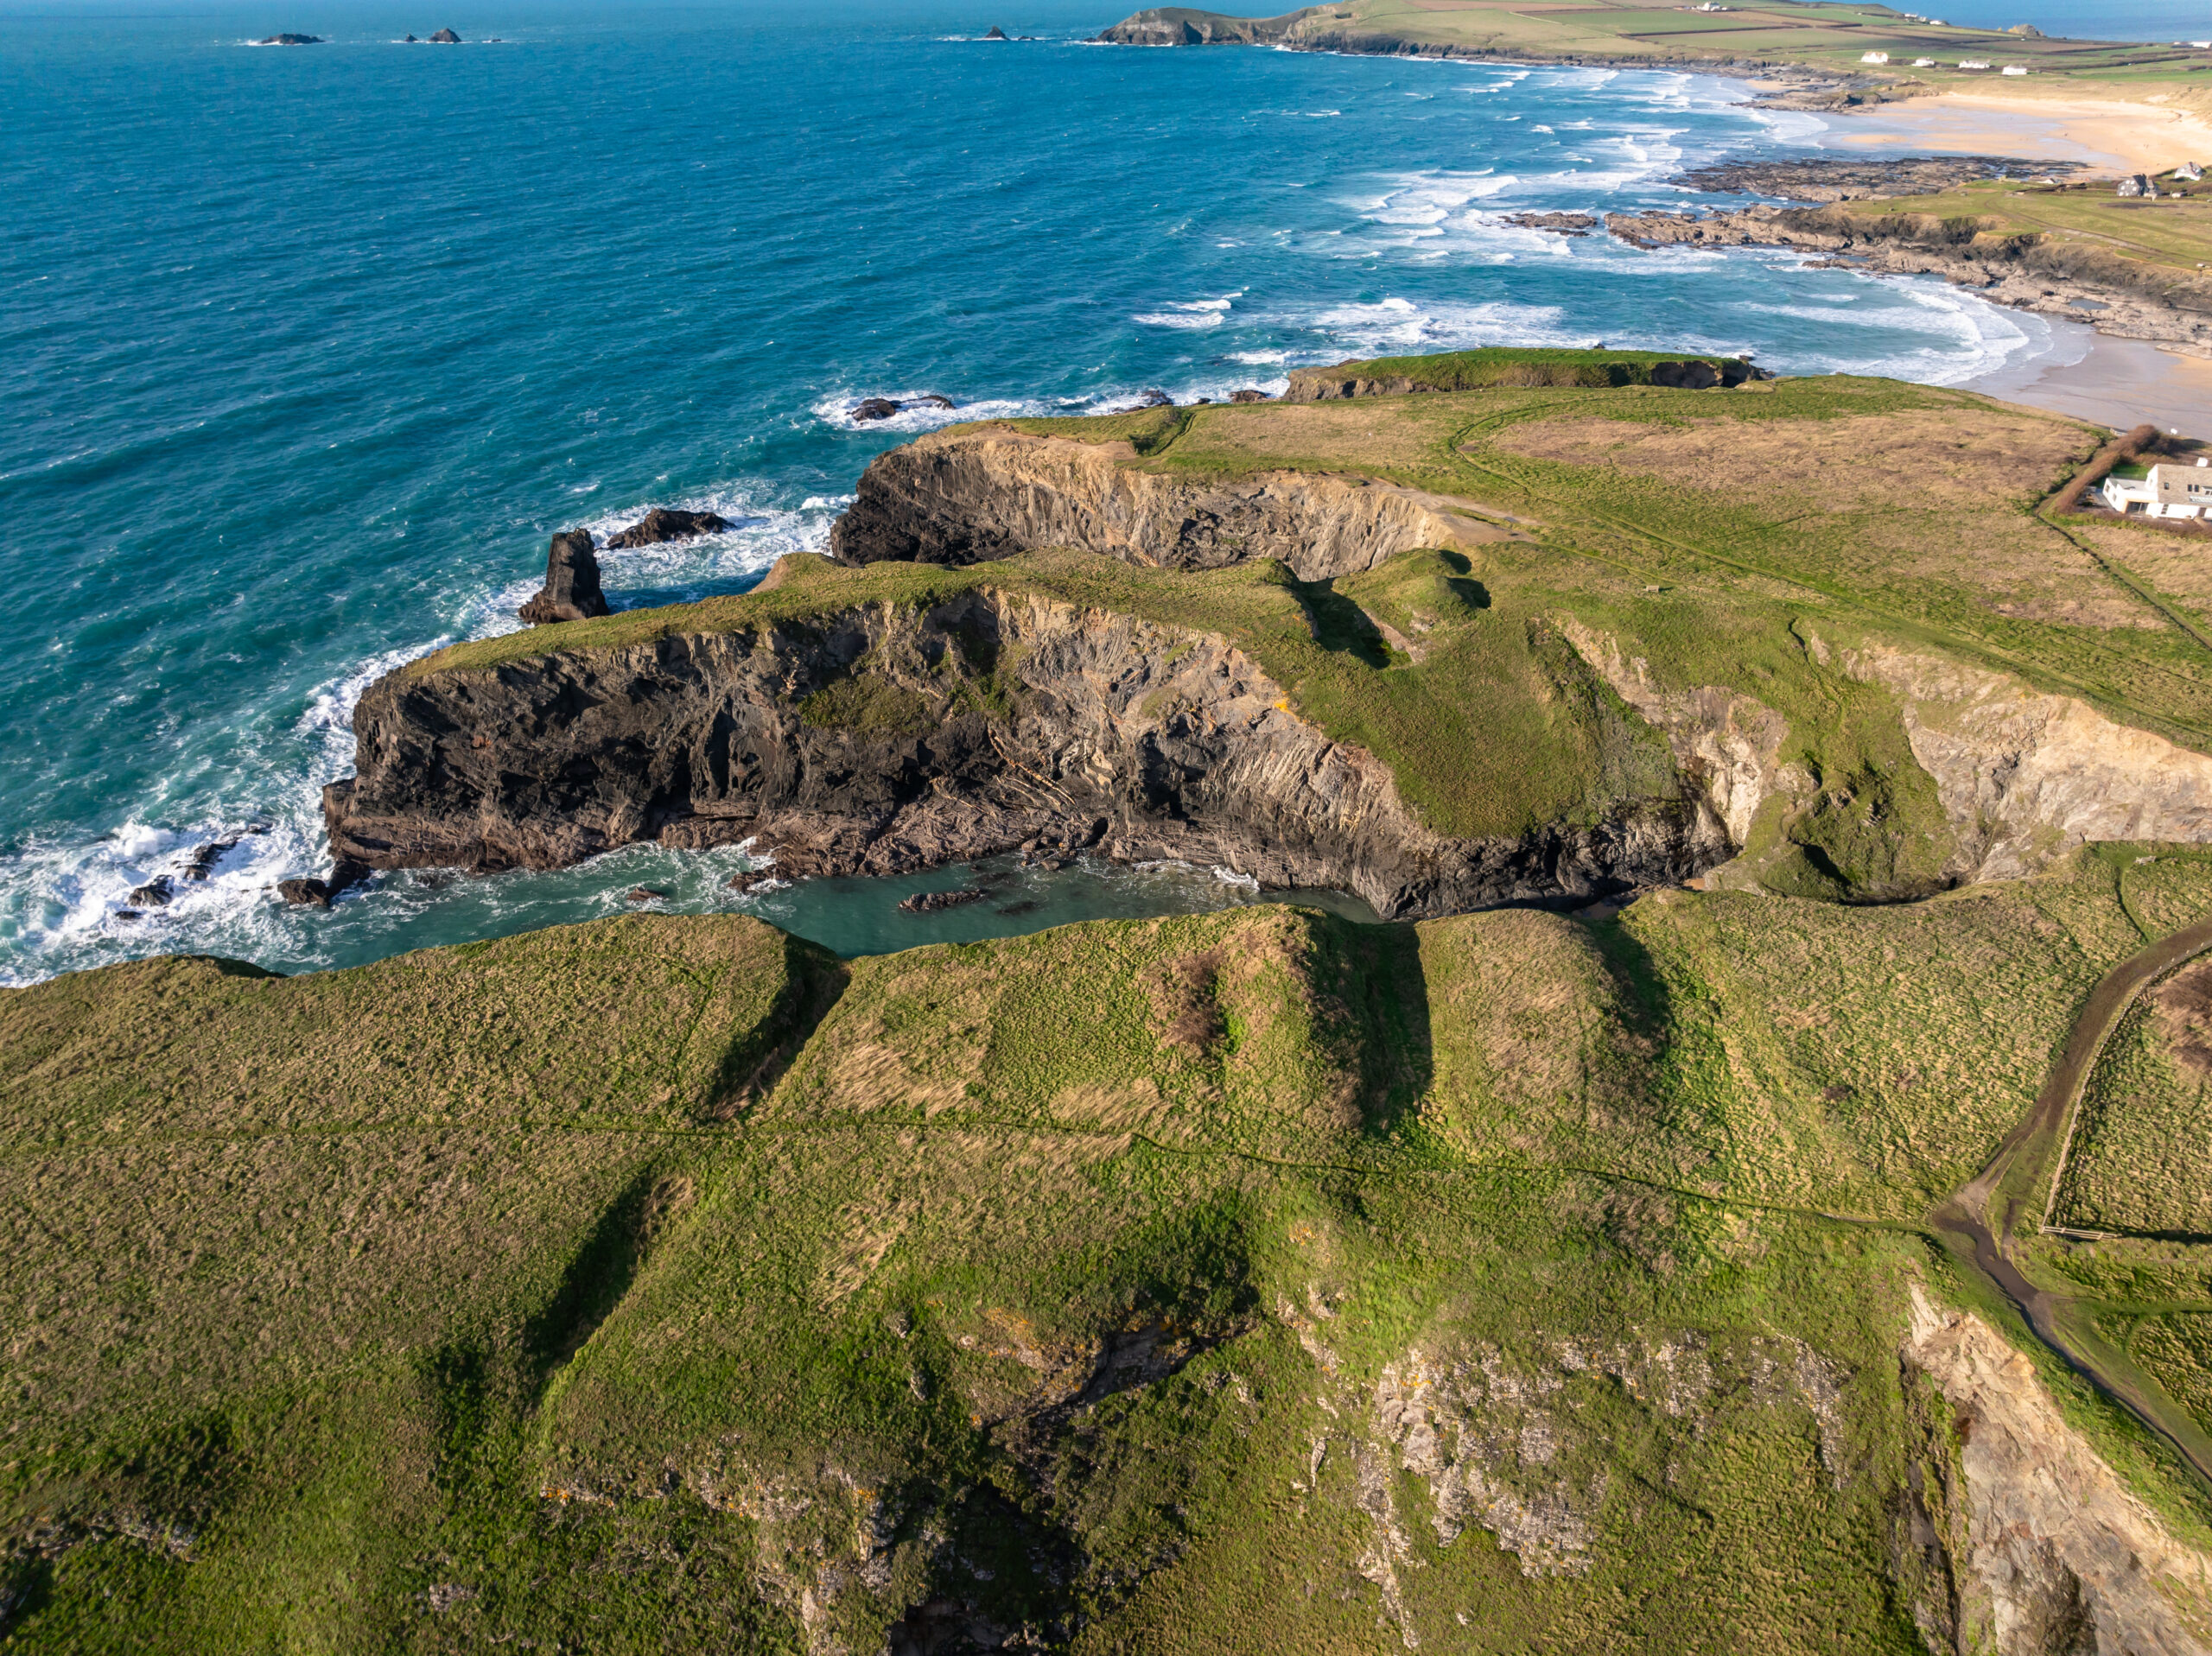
[1090,2,2212,437]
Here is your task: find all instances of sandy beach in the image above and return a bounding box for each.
[1967,326,2212,440]
[1789,86,2212,435]
[1827,91,2212,177]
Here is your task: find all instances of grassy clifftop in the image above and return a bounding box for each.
[406,366,2212,899]
[7,853,2212,1649]
[1099,0,2212,98]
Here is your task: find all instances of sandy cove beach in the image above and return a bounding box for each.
[1789,87,2212,435]
[1827,89,2212,178]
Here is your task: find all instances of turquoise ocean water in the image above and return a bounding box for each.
[0,0,2104,979]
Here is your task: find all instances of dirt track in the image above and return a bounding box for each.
[1930,910,2212,1489]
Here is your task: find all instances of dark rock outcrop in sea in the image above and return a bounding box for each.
[321,574,1727,919]
[1670,154,2084,202]
[900,888,988,912]
[607,507,730,548]
[257,33,323,44]
[850,395,957,422]
[129,877,175,909]
[518,530,611,625]
[429,27,461,42]
[1503,211,1598,236]
[1229,388,1269,403]
[983,26,1007,39]
[277,859,369,909]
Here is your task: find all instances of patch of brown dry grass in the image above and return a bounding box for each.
[1495,408,2087,515]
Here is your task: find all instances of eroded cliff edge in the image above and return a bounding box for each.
[1900,1285,2212,1655]
[830,425,1489,580]
[325,577,1724,919]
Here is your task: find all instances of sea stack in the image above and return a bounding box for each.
[518,530,610,625]
[429,27,461,42]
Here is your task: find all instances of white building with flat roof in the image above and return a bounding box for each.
[2102,460,2212,518]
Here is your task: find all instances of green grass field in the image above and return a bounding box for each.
[9,852,2212,1649]
[1815,175,2212,286]
[21,359,2212,1646]
[1120,0,2212,92]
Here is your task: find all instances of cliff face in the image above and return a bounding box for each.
[1560,623,2212,887]
[1605,205,2212,358]
[1901,1285,2212,1656]
[327,585,1725,918]
[1845,644,2212,881]
[830,427,1481,581]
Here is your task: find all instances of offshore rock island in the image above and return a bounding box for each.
[22,352,2212,1653]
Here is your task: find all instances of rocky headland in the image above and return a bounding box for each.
[323,571,1725,918]
[1605,199,2212,356]
[319,376,2212,927]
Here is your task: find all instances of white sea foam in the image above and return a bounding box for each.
[1292,295,1574,356]
[810,389,1073,432]
[0,473,853,987]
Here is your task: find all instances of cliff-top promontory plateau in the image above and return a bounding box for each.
[18,340,2212,1652]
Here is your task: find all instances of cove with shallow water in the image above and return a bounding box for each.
[0,0,2105,981]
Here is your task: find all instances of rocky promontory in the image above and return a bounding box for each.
[323,570,1726,918]
[1605,199,2212,356]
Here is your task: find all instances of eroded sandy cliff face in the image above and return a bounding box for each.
[830,427,1480,581]
[1900,1285,2212,1656]
[1559,622,2212,887]
[1844,645,2212,882]
[327,585,1725,918]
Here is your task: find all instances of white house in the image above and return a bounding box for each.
[2001,63,2029,74]
[2102,460,2212,518]
[1861,49,1890,62]
[2180,161,2205,181]
[1913,56,1936,65]
[1959,58,1990,68]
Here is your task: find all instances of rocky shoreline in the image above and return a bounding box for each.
[321,578,1727,918]
[1602,197,2212,357]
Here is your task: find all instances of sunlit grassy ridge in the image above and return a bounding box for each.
[406,369,2212,898]
[8,851,2212,1648]
[1114,0,2212,93]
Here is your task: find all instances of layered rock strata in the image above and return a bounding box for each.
[324,585,1726,918]
[830,427,1481,581]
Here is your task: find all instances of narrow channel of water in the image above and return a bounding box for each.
[146,846,1382,977]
